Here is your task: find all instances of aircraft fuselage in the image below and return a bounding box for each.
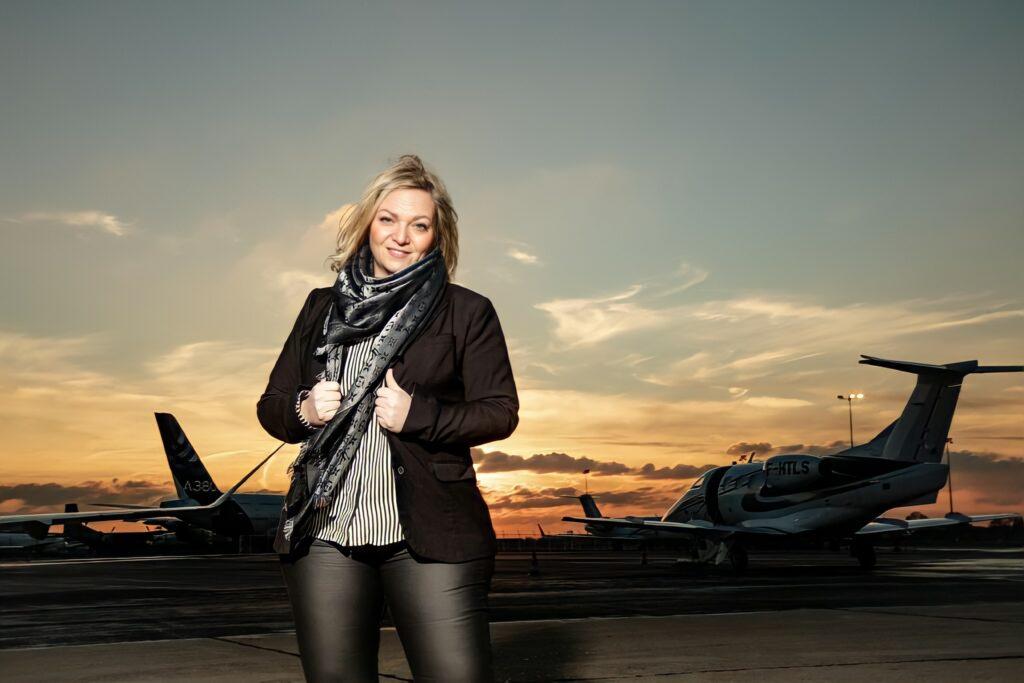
[664,455,949,537]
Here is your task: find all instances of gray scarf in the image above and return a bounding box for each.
[281,241,447,544]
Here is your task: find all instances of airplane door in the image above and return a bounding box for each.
[704,466,729,524]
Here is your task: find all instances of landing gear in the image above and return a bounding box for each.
[852,540,876,569]
[689,539,748,573]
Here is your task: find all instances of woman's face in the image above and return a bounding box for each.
[368,188,437,278]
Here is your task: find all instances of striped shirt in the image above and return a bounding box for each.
[307,333,405,547]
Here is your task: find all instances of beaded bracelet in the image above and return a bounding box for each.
[295,389,315,430]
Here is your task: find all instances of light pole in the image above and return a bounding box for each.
[836,392,864,448]
[946,437,955,514]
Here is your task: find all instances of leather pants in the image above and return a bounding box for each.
[279,538,495,682]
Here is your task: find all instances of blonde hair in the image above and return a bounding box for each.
[326,154,459,278]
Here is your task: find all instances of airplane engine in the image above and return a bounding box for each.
[760,455,830,495]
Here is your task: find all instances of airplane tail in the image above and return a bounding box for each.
[580,494,603,518]
[556,493,604,518]
[154,413,221,505]
[849,355,1022,463]
[60,503,101,542]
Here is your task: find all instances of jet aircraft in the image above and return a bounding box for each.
[0,414,278,550]
[86,414,286,548]
[562,355,1023,570]
[539,494,667,542]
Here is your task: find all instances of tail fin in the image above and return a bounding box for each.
[856,355,1022,462]
[60,503,101,542]
[154,413,221,505]
[556,493,604,518]
[579,494,603,518]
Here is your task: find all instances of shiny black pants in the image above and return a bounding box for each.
[279,538,495,682]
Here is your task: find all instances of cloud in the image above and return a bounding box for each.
[475,447,715,480]
[944,449,1024,507]
[274,269,328,297]
[744,396,815,408]
[507,247,540,265]
[660,349,824,383]
[650,262,709,298]
[8,211,130,236]
[0,327,294,491]
[618,353,655,368]
[475,449,633,475]
[771,441,849,455]
[688,295,1022,342]
[726,442,774,456]
[487,483,680,513]
[622,290,1023,390]
[226,203,341,310]
[537,267,997,400]
[632,462,719,479]
[532,260,711,349]
[534,284,673,348]
[919,310,1024,331]
[723,440,850,456]
[0,478,171,514]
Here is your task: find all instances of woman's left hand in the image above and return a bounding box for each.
[374,368,412,432]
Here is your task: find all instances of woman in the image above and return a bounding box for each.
[257,154,519,682]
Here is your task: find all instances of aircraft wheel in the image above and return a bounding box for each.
[853,542,876,569]
[729,545,749,573]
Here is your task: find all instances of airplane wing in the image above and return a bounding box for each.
[536,522,645,541]
[84,503,155,510]
[561,516,786,537]
[540,531,646,540]
[0,536,69,552]
[0,450,276,539]
[855,512,1022,536]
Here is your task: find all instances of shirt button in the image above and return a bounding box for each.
[397,466,405,475]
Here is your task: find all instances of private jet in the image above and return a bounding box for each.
[562,355,1023,570]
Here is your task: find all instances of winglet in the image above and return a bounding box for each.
[206,444,285,509]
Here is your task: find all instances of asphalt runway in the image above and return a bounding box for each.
[1,545,1021,650]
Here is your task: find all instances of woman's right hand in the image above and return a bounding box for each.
[301,380,341,427]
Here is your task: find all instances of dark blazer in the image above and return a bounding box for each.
[257,281,519,562]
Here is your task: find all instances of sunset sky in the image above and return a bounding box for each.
[2,2,1022,536]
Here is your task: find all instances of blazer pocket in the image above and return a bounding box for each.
[431,460,477,482]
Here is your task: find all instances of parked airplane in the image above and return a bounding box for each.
[563,355,1023,570]
[0,415,278,550]
[0,531,79,554]
[87,413,285,547]
[539,494,666,542]
[59,503,178,553]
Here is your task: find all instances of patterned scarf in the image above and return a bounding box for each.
[281,241,447,544]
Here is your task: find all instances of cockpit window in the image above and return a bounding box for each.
[690,471,709,489]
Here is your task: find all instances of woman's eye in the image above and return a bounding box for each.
[416,223,429,231]
[380,216,392,223]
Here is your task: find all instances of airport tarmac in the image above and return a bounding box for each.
[1,546,1022,681]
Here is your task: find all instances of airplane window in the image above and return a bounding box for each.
[690,472,708,489]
